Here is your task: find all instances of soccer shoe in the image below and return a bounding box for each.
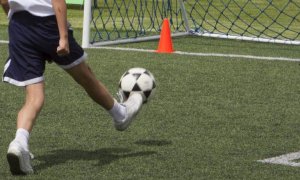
[114,93,143,131]
[116,89,126,103]
[7,140,33,175]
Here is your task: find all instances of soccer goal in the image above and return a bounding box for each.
[82,0,300,48]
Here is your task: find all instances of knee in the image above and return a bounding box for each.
[27,93,45,112]
[67,62,97,87]
[25,83,45,111]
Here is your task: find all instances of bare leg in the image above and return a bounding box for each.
[7,82,44,175]
[17,83,45,132]
[65,61,142,131]
[65,61,114,110]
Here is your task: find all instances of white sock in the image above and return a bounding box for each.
[109,100,126,122]
[14,128,30,151]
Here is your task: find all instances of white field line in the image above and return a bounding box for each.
[90,46,300,62]
[1,41,299,62]
[0,40,8,44]
[258,152,300,167]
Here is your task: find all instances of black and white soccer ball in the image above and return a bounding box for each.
[119,67,156,103]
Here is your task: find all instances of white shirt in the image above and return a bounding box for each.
[8,0,54,19]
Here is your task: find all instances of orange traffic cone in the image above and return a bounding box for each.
[156,18,174,53]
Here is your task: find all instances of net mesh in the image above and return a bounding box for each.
[89,0,300,45]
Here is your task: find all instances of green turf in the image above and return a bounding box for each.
[1,5,300,180]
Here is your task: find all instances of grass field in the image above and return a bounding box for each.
[1,6,300,179]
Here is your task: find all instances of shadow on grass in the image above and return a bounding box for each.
[34,148,156,172]
[134,139,172,146]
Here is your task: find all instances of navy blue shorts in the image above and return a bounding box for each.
[2,11,87,86]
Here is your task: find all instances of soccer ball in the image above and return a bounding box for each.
[119,67,156,103]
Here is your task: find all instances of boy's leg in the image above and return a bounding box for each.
[17,83,45,132]
[7,82,45,175]
[0,0,9,15]
[65,61,114,110]
[65,61,143,131]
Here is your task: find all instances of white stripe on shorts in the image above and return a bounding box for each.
[3,76,44,87]
[2,58,44,86]
[59,52,87,69]
[3,58,11,73]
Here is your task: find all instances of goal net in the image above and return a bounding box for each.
[82,0,300,48]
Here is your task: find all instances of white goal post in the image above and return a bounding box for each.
[82,0,300,48]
